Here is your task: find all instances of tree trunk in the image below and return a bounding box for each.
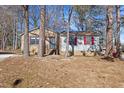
[38,5,46,57]
[19,20,23,48]
[65,20,70,57]
[15,19,18,50]
[115,5,120,57]
[65,7,73,58]
[2,25,7,51]
[55,32,60,55]
[23,5,29,57]
[2,32,5,51]
[13,18,16,50]
[105,6,113,57]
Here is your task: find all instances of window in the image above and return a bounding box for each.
[87,36,91,44]
[69,35,77,45]
[49,37,55,49]
[69,36,74,45]
[30,36,35,44]
[35,37,39,44]
[64,36,78,46]
[84,36,94,45]
[30,36,39,45]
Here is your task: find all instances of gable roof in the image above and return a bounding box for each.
[20,27,56,36]
[20,27,40,36]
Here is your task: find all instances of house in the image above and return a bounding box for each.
[20,28,101,55]
[20,28,57,55]
[60,31,101,55]
[121,44,124,52]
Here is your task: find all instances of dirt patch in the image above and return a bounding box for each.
[0,55,124,88]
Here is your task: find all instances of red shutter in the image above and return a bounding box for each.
[92,36,94,45]
[84,36,87,45]
[74,36,77,45]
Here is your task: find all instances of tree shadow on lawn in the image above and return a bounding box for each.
[101,57,115,62]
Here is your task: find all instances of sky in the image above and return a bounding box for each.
[120,30,124,44]
[120,6,124,44]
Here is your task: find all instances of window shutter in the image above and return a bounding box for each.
[92,36,94,45]
[74,36,77,45]
[84,36,87,45]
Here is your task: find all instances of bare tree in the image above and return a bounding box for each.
[15,19,18,50]
[38,5,46,57]
[73,6,91,31]
[29,5,40,28]
[12,18,16,50]
[0,7,14,51]
[12,18,19,50]
[22,5,29,57]
[0,6,22,51]
[45,6,66,55]
[65,7,73,57]
[55,32,60,55]
[105,6,113,57]
[18,9,24,33]
[115,5,121,57]
[52,6,64,55]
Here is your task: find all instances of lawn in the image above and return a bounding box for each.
[0,55,124,88]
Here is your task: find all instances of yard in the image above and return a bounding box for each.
[0,55,124,88]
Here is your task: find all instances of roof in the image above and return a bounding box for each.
[20,28,100,37]
[20,27,40,36]
[60,31,100,36]
[20,27,56,36]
